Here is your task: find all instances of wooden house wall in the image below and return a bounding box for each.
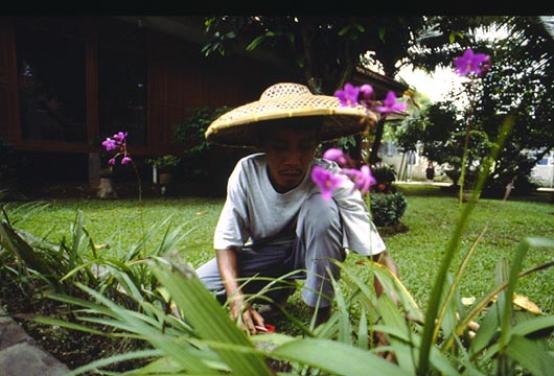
[0,16,294,158]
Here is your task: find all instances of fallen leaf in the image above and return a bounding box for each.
[461,297,476,306]
[513,294,542,314]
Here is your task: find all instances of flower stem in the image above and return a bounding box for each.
[131,161,145,239]
[417,115,514,375]
[458,80,476,206]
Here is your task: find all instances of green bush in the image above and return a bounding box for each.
[174,106,233,182]
[146,155,180,171]
[371,164,397,193]
[370,192,407,227]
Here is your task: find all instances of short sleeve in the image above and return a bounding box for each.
[331,167,386,256]
[213,161,250,250]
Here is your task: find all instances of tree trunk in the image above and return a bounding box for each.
[369,118,386,164]
[300,24,319,93]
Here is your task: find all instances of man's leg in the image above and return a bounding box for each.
[195,242,298,304]
[293,193,345,311]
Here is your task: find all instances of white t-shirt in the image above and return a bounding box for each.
[213,153,386,256]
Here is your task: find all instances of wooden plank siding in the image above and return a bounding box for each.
[0,17,22,144]
[146,30,290,152]
[85,18,99,148]
[0,16,294,158]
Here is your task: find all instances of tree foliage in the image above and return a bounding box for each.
[203,16,427,94]
[396,16,554,195]
[201,16,499,165]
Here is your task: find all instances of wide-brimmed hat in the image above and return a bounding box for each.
[205,82,377,147]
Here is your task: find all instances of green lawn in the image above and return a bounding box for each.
[6,185,554,316]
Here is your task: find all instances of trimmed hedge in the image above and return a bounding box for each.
[370,192,407,227]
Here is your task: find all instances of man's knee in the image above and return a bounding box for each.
[195,258,225,294]
[298,193,341,235]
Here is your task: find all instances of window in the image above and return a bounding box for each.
[98,19,147,145]
[15,17,87,142]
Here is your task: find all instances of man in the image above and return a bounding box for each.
[196,82,398,334]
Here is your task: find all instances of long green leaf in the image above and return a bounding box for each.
[331,274,353,344]
[271,338,407,376]
[512,315,554,337]
[64,349,163,376]
[469,303,500,357]
[368,261,423,322]
[445,259,554,351]
[376,295,417,374]
[433,226,488,343]
[500,237,554,349]
[505,334,554,376]
[76,283,213,373]
[357,306,368,350]
[371,325,460,376]
[0,222,56,279]
[151,257,272,376]
[34,317,106,336]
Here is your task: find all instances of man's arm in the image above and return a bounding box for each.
[369,250,399,299]
[216,247,265,334]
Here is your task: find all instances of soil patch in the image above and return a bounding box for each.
[377,222,410,237]
[0,271,148,372]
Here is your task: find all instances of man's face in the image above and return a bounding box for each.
[261,125,319,193]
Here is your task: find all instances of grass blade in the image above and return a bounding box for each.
[417,115,514,374]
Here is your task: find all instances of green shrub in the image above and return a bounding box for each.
[370,192,407,227]
[146,155,180,170]
[372,164,397,193]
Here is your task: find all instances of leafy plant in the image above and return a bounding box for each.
[371,164,398,193]
[38,233,554,375]
[174,106,232,181]
[0,204,196,369]
[146,155,180,170]
[174,106,231,155]
[370,192,407,227]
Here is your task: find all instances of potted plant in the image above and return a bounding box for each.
[146,155,180,186]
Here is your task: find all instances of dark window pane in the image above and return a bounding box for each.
[98,19,147,146]
[15,17,86,142]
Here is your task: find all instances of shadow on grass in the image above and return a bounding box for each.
[395,182,554,204]
[394,183,454,197]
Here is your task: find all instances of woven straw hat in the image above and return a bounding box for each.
[205,82,377,147]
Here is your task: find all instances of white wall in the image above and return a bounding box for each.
[530,152,554,188]
[380,142,554,187]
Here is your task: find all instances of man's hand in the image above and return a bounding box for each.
[370,250,400,304]
[373,330,396,363]
[370,250,400,364]
[229,293,265,335]
[215,248,267,335]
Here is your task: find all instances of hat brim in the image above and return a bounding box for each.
[205,94,377,147]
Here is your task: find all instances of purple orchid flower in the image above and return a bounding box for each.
[102,138,117,152]
[359,84,374,100]
[323,148,347,166]
[335,83,360,107]
[102,130,131,167]
[343,165,376,194]
[374,91,407,114]
[453,48,491,77]
[112,131,128,143]
[311,166,344,201]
